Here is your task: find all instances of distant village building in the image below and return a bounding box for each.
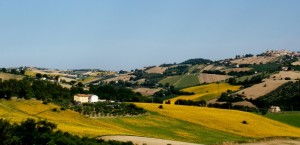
[268,106,281,113]
[74,94,99,103]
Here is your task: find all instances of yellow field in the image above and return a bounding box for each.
[0,99,247,144]
[24,70,37,77]
[0,99,132,136]
[0,72,24,80]
[1,99,300,144]
[167,83,241,104]
[136,103,300,138]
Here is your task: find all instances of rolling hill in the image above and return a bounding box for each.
[1,98,300,144]
[166,83,241,104]
[0,99,246,144]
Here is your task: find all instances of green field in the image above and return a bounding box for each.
[159,74,200,89]
[188,65,199,73]
[251,63,281,72]
[266,112,300,128]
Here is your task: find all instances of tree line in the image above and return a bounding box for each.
[0,118,133,145]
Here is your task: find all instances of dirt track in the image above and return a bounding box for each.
[101,136,300,145]
[100,135,202,145]
[237,139,300,145]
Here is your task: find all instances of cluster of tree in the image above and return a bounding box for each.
[173,99,206,106]
[227,75,263,87]
[207,103,258,112]
[252,81,300,111]
[180,58,213,65]
[153,84,194,99]
[130,69,165,87]
[0,79,82,107]
[227,71,255,77]
[159,63,175,67]
[71,102,146,117]
[163,65,189,76]
[0,118,133,145]
[0,67,25,75]
[89,85,147,102]
[202,70,226,75]
[250,63,281,72]
[217,93,244,103]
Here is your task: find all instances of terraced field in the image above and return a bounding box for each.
[167,83,241,104]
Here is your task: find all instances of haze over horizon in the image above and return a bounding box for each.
[1,0,300,71]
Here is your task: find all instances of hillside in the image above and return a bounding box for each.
[0,99,247,144]
[0,72,24,80]
[159,74,200,89]
[136,103,300,138]
[236,71,300,99]
[166,83,241,104]
[254,81,300,111]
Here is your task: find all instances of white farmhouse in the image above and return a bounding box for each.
[74,94,99,103]
[268,106,281,113]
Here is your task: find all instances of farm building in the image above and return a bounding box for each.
[74,94,99,103]
[268,106,281,113]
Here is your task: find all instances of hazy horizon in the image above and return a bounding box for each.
[1,0,300,71]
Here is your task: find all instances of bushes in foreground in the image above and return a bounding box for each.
[0,118,133,145]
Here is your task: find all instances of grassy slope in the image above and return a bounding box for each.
[173,74,199,88]
[159,74,200,89]
[0,72,24,80]
[167,83,241,104]
[159,75,181,85]
[266,112,300,128]
[0,99,246,144]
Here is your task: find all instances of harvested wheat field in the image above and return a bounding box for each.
[237,71,300,99]
[199,73,232,84]
[231,56,277,65]
[272,71,300,80]
[133,88,162,96]
[0,72,24,80]
[103,75,135,83]
[200,64,214,72]
[145,66,167,74]
[236,79,289,99]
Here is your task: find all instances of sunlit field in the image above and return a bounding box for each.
[167,83,241,104]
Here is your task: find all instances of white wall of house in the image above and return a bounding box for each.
[89,95,99,103]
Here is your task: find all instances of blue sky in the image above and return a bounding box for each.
[1,0,300,71]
